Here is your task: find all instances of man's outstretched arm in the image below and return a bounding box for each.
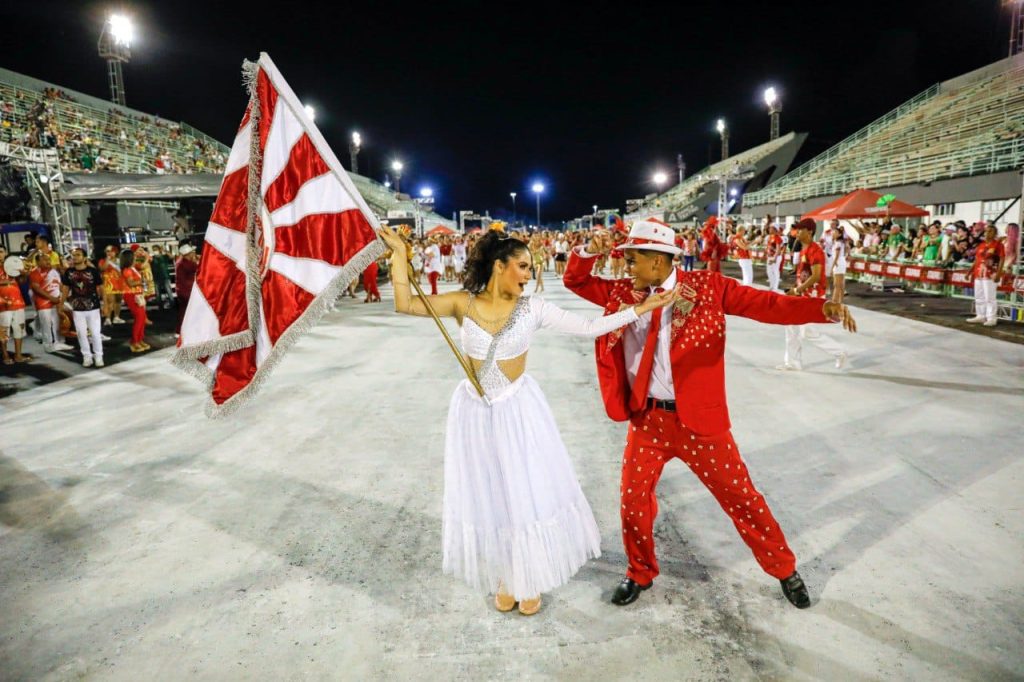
[719,273,857,331]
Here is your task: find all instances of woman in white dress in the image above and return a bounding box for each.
[378,226,679,615]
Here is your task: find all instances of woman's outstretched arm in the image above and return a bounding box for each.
[532,287,681,338]
[380,226,466,319]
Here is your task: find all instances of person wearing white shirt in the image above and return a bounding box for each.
[423,237,443,295]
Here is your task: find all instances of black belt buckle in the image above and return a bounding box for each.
[647,397,676,412]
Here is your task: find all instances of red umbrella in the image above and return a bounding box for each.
[803,189,929,220]
[426,224,455,236]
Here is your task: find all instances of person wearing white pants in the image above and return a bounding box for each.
[966,225,1005,327]
[731,226,754,285]
[764,225,785,292]
[72,309,104,365]
[29,258,73,352]
[61,248,106,367]
[779,219,847,371]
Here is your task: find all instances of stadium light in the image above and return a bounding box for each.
[592,204,598,214]
[653,171,668,187]
[764,87,782,141]
[419,187,433,198]
[98,13,133,105]
[391,160,403,193]
[303,104,316,120]
[349,131,361,174]
[532,183,545,230]
[109,15,133,47]
[716,118,729,160]
[510,192,517,222]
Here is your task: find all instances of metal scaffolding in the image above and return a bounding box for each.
[0,142,75,252]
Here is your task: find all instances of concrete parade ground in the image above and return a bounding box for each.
[1,276,1022,681]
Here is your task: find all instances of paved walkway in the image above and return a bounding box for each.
[2,277,1022,680]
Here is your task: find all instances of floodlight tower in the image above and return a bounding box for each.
[1009,0,1024,56]
[391,160,404,193]
[350,132,362,174]
[532,182,545,229]
[716,118,729,160]
[764,87,782,141]
[677,153,686,183]
[98,14,132,106]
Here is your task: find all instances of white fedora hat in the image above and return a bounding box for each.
[620,219,681,256]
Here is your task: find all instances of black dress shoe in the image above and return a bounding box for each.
[780,571,811,609]
[611,577,652,606]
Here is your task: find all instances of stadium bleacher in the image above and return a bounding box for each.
[0,68,229,176]
[0,66,454,232]
[745,54,1024,208]
[626,132,804,223]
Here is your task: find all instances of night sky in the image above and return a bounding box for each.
[3,1,1013,222]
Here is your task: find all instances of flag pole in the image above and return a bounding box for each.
[392,241,487,399]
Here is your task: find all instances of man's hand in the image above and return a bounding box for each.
[823,301,857,333]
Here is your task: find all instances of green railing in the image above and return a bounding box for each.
[745,86,941,206]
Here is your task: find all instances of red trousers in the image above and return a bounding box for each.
[362,263,380,299]
[621,406,796,584]
[124,295,147,344]
[428,271,440,295]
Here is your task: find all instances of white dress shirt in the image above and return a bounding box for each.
[623,269,677,400]
[574,244,677,400]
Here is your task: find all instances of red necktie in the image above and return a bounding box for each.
[628,287,664,413]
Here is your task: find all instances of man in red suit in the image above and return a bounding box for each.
[564,218,856,609]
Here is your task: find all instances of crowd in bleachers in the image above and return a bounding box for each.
[0,80,227,175]
[716,217,1016,270]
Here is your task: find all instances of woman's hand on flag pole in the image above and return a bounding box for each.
[379,226,407,255]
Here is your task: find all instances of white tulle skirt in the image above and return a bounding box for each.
[442,374,602,601]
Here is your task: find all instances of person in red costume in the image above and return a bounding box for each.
[362,260,381,303]
[564,219,857,609]
[699,216,728,272]
[966,224,1006,327]
[780,219,848,371]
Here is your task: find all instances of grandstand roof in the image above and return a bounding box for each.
[745,53,1024,210]
[626,132,806,223]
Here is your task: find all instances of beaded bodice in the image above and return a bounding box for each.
[459,294,641,400]
[461,296,533,397]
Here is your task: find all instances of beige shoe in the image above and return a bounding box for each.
[518,596,542,616]
[494,590,516,613]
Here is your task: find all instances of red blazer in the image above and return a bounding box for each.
[564,248,831,436]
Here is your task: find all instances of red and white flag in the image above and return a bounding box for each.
[173,53,383,416]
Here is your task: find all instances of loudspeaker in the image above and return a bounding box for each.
[89,202,120,259]
[0,159,30,221]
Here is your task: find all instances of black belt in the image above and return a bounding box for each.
[646,397,676,411]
